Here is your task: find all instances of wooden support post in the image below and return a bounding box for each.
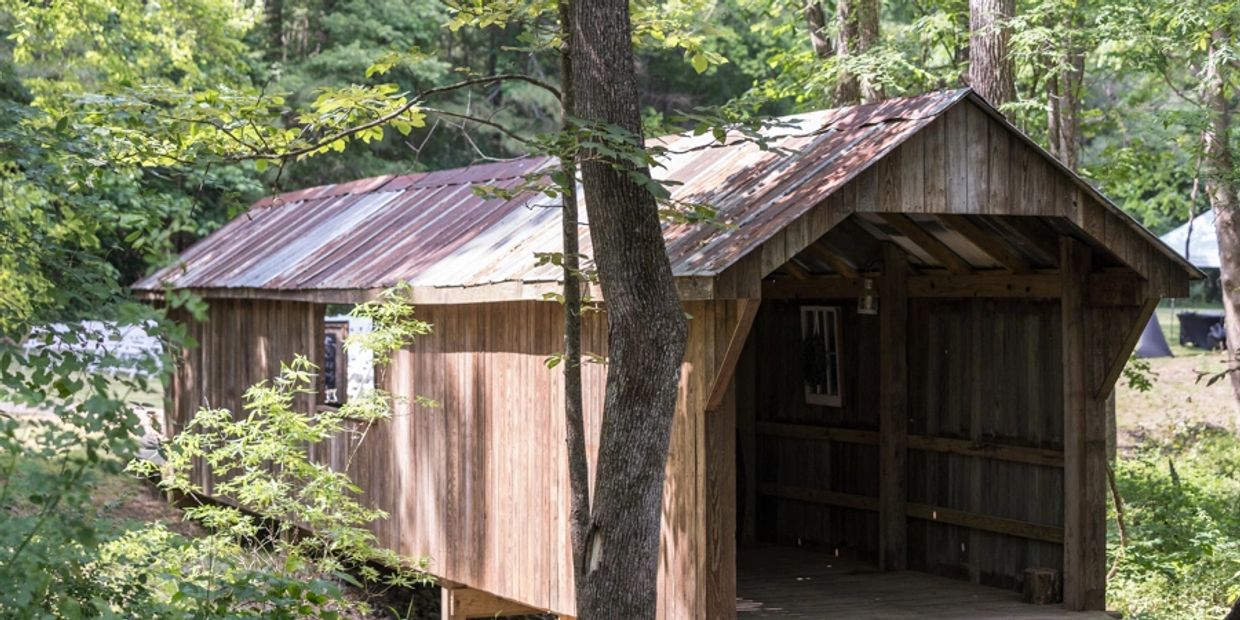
[1059,237,1107,611]
[705,299,757,620]
[878,242,908,571]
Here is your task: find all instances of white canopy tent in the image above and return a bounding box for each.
[1159,210,1219,269]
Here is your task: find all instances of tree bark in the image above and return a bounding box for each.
[835,0,881,105]
[557,0,591,588]
[1046,11,1084,168]
[265,0,284,62]
[804,0,834,60]
[567,0,689,617]
[1203,28,1240,409]
[967,0,1015,107]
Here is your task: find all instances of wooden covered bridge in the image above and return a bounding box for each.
[136,89,1199,618]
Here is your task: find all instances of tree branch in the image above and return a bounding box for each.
[423,107,536,146]
[212,74,560,162]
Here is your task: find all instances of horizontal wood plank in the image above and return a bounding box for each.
[755,421,880,446]
[907,435,1064,468]
[757,422,1064,468]
[906,503,1064,545]
[757,483,880,513]
[757,484,1063,544]
[764,274,1062,299]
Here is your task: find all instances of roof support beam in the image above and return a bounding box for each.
[804,243,860,279]
[880,214,974,274]
[995,216,1061,266]
[938,214,1031,273]
[763,273,1061,299]
[782,260,812,280]
[705,299,761,412]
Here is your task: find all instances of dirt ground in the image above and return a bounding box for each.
[1115,348,1238,449]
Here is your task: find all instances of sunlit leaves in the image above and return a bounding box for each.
[345,282,432,364]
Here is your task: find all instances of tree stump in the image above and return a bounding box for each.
[1022,568,1060,605]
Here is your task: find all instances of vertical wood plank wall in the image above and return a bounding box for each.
[171,298,743,618]
[367,299,744,618]
[167,299,323,493]
[906,298,1065,589]
[747,300,882,562]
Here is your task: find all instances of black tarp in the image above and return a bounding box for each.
[1134,315,1172,358]
[1178,310,1227,350]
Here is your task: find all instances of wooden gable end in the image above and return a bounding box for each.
[716,97,1196,300]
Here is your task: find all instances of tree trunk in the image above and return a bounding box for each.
[804,0,834,59]
[1046,11,1083,168]
[967,0,1015,107]
[557,0,590,587]
[567,0,689,617]
[835,0,881,105]
[265,0,284,62]
[1203,28,1240,410]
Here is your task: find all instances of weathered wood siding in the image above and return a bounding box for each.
[167,299,324,493]
[747,300,881,562]
[720,98,1190,301]
[351,299,745,618]
[906,298,1064,590]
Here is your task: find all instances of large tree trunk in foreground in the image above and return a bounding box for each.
[1203,28,1240,410]
[835,0,881,104]
[967,0,1015,107]
[567,0,690,618]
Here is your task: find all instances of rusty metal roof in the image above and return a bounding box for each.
[140,87,1199,300]
[136,90,969,299]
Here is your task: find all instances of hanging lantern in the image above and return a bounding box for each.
[858,277,878,315]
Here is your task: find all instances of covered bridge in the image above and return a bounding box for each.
[136,89,1199,618]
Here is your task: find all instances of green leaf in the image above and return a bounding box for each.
[691,51,709,74]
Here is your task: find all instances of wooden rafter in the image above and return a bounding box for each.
[997,216,1061,265]
[783,259,812,280]
[804,243,860,278]
[937,214,1031,273]
[880,214,974,274]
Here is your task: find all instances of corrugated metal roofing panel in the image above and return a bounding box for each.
[139,88,1082,296]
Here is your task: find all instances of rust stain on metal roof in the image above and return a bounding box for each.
[135,89,968,294]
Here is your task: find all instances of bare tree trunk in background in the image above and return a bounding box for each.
[1203,28,1240,411]
[835,0,881,104]
[967,0,1015,107]
[265,0,284,62]
[1046,11,1084,168]
[804,0,835,59]
[557,0,591,590]
[567,0,689,617]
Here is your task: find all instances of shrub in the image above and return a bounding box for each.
[1108,424,1240,619]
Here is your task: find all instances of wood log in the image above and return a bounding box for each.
[1022,568,1061,605]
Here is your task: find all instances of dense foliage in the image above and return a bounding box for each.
[1109,425,1240,618]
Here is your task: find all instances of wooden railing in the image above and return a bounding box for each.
[754,421,1065,544]
[755,421,1063,467]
